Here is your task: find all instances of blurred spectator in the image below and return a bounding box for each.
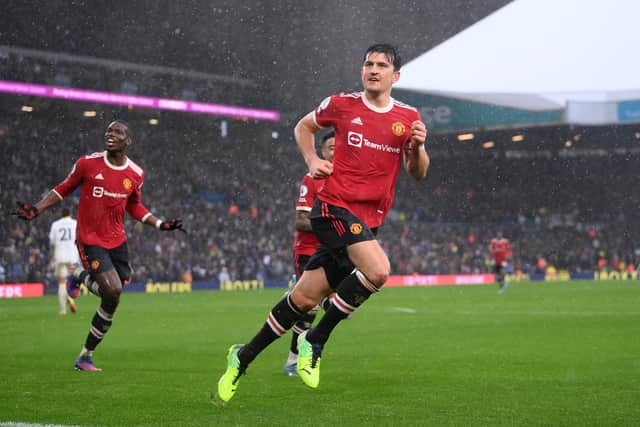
[1,112,638,284]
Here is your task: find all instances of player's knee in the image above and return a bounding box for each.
[363,261,390,288]
[100,282,122,301]
[289,287,319,312]
[368,270,389,288]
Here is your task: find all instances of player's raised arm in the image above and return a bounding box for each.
[294,112,333,179]
[11,190,62,221]
[403,119,429,180]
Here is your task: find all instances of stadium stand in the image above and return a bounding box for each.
[1,47,638,288]
[1,106,639,290]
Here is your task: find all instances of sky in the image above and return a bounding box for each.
[396,0,640,110]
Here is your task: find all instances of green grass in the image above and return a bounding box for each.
[1,280,639,426]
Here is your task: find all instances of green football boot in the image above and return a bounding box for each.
[217,344,245,402]
[296,331,323,388]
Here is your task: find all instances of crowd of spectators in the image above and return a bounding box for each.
[1,110,638,289]
[0,51,264,110]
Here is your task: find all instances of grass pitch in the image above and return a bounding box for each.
[1,280,639,426]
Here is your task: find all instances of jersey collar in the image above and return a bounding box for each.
[103,151,130,171]
[361,93,394,113]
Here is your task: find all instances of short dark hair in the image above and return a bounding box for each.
[61,207,70,217]
[112,119,134,140]
[322,131,335,145]
[364,43,402,71]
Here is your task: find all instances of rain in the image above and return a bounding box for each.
[1,1,638,425]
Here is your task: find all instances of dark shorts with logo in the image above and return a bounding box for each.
[76,241,132,283]
[305,200,378,289]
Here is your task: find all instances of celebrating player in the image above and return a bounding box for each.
[490,231,512,294]
[12,120,185,371]
[283,131,335,376]
[217,43,429,401]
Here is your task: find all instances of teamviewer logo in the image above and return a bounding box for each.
[348,131,363,148]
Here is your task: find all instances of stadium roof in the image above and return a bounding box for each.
[395,0,640,113]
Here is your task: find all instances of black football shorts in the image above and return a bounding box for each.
[305,200,377,289]
[77,241,132,283]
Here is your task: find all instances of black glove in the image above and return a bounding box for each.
[159,218,186,233]
[12,201,39,221]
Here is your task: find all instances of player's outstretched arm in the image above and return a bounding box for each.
[12,201,39,220]
[142,214,186,233]
[12,191,62,220]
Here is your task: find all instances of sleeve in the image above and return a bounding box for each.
[125,175,151,222]
[312,95,340,129]
[53,158,85,199]
[296,175,318,213]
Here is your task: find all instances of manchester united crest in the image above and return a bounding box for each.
[350,223,363,235]
[91,260,100,270]
[123,178,132,190]
[391,122,405,136]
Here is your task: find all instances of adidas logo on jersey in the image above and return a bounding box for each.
[95,173,104,180]
[351,117,363,125]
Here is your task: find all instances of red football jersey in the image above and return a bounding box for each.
[313,92,421,228]
[490,238,512,265]
[293,173,323,256]
[53,151,150,249]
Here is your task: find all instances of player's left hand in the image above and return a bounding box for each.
[159,218,186,233]
[12,201,39,221]
[409,120,427,147]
